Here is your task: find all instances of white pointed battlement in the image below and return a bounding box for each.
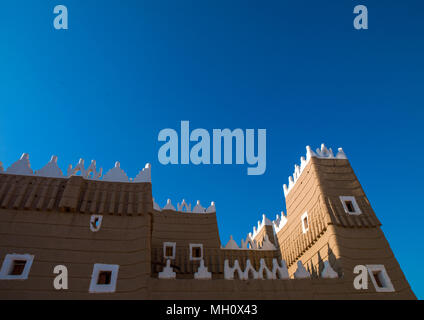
[0,154,151,183]
[283,144,347,197]
[156,198,216,214]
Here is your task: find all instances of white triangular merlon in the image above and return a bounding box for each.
[192,200,206,213]
[250,214,272,239]
[224,259,289,280]
[177,199,191,212]
[133,163,151,183]
[163,199,176,211]
[102,162,128,182]
[35,156,64,178]
[1,154,151,183]
[206,201,216,213]
[194,259,212,280]
[158,259,176,279]
[153,198,161,211]
[224,235,240,249]
[283,144,348,197]
[6,153,33,176]
[321,260,338,279]
[272,213,288,233]
[294,261,311,279]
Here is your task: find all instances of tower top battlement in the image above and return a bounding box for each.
[283,144,347,197]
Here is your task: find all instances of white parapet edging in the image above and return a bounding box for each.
[225,258,289,280]
[224,235,240,249]
[283,144,347,197]
[194,259,212,280]
[158,259,176,279]
[0,154,151,183]
[321,260,338,279]
[294,261,311,279]
[155,199,216,214]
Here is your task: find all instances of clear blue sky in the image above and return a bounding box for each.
[0,1,423,298]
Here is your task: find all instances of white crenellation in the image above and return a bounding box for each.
[294,261,311,279]
[155,199,216,214]
[35,156,64,178]
[0,153,151,183]
[224,258,289,280]
[283,144,348,197]
[194,259,212,280]
[5,153,33,176]
[321,260,338,279]
[158,259,176,279]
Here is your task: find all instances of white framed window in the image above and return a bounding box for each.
[90,215,103,232]
[89,264,119,293]
[163,242,176,260]
[366,264,395,292]
[339,196,362,215]
[301,212,309,234]
[0,254,34,280]
[189,244,203,261]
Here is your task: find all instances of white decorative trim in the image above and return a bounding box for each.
[189,244,203,261]
[6,153,33,176]
[283,144,348,197]
[294,261,311,279]
[163,242,176,260]
[102,162,129,182]
[339,196,362,215]
[163,199,176,211]
[224,235,240,249]
[224,258,289,280]
[206,202,216,213]
[273,213,288,234]
[321,260,338,279]
[0,254,34,280]
[192,200,206,213]
[89,264,119,293]
[158,260,176,279]
[35,156,64,178]
[366,264,395,292]
[177,199,191,212]
[249,214,273,240]
[0,154,151,183]
[194,259,212,280]
[90,215,103,232]
[301,212,309,234]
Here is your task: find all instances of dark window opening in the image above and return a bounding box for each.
[165,246,174,257]
[345,201,355,212]
[97,271,112,285]
[192,247,202,258]
[10,260,27,276]
[373,271,384,288]
[303,217,309,230]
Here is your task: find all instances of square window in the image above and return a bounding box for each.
[163,242,176,259]
[339,196,362,215]
[10,260,27,276]
[189,244,203,261]
[366,264,395,292]
[97,271,112,285]
[301,212,309,234]
[0,254,34,280]
[89,264,119,293]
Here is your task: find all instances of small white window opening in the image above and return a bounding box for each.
[0,254,34,280]
[90,215,103,232]
[301,212,309,234]
[339,196,362,215]
[163,242,176,260]
[89,264,119,293]
[366,264,395,292]
[189,244,203,261]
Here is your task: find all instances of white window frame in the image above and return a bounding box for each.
[0,254,34,280]
[301,212,309,234]
[90,215,103,232]
[163,242,176,260]
[339,196,362,215]
[366,264,395,292]
[189,244,203,261]
[89,264,119,293]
